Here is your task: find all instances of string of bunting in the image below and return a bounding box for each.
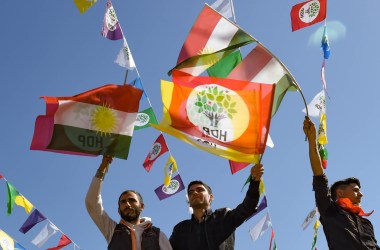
[0,174,80,249]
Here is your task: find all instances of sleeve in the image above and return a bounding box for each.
[228,179,261,227]
[159,231,173,250]
[313,174,334,216]
[85,176,117,244]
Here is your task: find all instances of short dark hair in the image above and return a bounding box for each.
[187,180,212,194]
[330,177,361,201]
[118,190,144,204]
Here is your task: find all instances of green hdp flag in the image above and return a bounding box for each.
[6,182,19,215]
[134,107,158,130]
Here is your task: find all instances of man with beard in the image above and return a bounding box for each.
[86,155,172,250]
[303,117,380,249]
[169,164,264,250]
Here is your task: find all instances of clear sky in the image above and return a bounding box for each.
[1,0,380,249]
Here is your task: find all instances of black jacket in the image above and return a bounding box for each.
[313,175,380,250]
[169,179,260,250]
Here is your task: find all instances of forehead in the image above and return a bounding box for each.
[348,183,360,189]
[120,192,139,200]
[189,184,207,191]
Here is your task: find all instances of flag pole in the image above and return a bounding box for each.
[123,69,129,84]
[256,41,309,117]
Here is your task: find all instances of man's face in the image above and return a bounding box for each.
[118,192,144,223]
[188,184,213,210]
[340,183,363,205]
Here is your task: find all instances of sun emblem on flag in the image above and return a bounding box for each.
[90,104,118,136]
[198,47,222,67]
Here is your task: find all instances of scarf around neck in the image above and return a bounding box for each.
[336,198,374,217]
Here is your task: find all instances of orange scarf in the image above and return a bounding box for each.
[336,198,374,217]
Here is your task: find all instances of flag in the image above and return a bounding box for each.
[153,71,275,163]
[302,90,326,118]
[321,24,330,59]
[30,84,142,159]
[32,223,59,248]
[246,196,268,221]
[311,220,321,249]
[302,207,318,230]
[164,155,178,186]
[291,0,327,32]
[115,37,136,69]
[47,234,72,250]
[155,174,185,200]
[101,0,123,40]
[14,242,27,250]
[0,229,14,250]
[128,77,147,100]
[229,161,250,174]
[143,134,169,172]
[321,60,327,89]
[259,179,265,195]
[317,113,328,145]
[134,107,158,131]
[210,0,233,19]
[0,174,3,179]
[19,209,47,234]
[227,44,297,117]
[249,213,272,241]
[269,228,275,250]
[170,4,255,76]
[15,195,34,214]
[319,144,328,169]
[207,50,242,78]
[6,182,19,215]
[74,0,97,14]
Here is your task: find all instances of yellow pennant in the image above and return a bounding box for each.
[74,0,97,14]
[318,113,328,145]
[15,195,34,214]
[164,155,178,186]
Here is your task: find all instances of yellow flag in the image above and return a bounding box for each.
[74,0,97,14]
[15,195,34,214]
[318,113,328,145]
[0,229,14,250]
[164,155,178,186]
[313,219,321,230]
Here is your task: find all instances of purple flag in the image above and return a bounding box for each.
[155,174,185,200]
[101,0,123,40]
[19,209,47,234]
[246,196,267,221]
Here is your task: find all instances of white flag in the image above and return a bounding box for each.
[32,222,59,247]
[302,90,326,118]
[210,0,233,19]
[301,207,318,230]
[266,134,274,148]
[249,213,272,241]
[115,37,136,69]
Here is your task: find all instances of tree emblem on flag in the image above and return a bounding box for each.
[105,5,119,31]
[187,84,248,142]
[299,0,321,23]
[148,142,162,160]
[135,112,150,127]
[162,179,180,195]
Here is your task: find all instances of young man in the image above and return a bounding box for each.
[303,117,380,249]
[169,164,264,250]
[85,156,172,250]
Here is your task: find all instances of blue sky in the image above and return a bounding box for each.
[1,0,380,249]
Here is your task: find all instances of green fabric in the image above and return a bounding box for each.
[134,107,158,130]
[207,50,242,78]
[271,74,297,117]
[7,182,19,215]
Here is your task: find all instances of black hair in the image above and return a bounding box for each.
[330,177,361,201]
[118,190,144,204]
[187,180,212,194]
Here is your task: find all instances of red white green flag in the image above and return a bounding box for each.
[30,84,142,159]
[170,4,255,76]
[290,0,327,32]
[143,134,169,172]
[152,70,275,163]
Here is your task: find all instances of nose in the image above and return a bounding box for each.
[358,191,363,197]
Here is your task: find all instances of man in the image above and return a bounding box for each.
[303,117,380,249]
[169,164,264,250]
[85,155,172,250]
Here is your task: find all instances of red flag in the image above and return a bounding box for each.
[291,0,327,32]
[143,134,169,172]
[229,161,250,174]
[47,234,72,250]
[269,228,275,250]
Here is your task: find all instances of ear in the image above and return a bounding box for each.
[209,194,214,204]
[336,189,345,199]
[141,202,145,211]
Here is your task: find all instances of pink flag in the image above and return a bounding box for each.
[229,161,250,174]
[101,0,123,40]
[143,134,169,172]
[47,234,72,250]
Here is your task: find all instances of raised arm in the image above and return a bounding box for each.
[303,117,324,176]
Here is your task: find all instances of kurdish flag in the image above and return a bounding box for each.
[152,70,275,163]
[170,4,255,76]
[31,84,142,159]
[227,44,297,117]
